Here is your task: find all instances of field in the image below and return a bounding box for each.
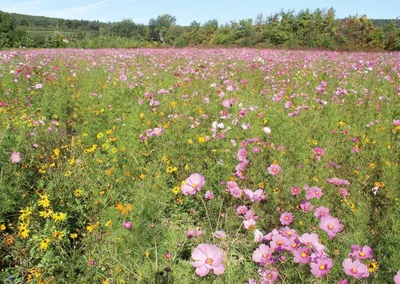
[0,48,399,283]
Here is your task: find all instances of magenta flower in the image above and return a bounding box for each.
[291,186,301,196]
[337,280,348,284]
[205,190,214,200]
[270,234,290,251]
[252,244,272,265]
[339,188,348,197]
[313,147,325,156]
[191,244,225,276]
[230,187,242,199]
[310,257,334,278]
[394,271,400,284]
[181,173,205,195]
[259,269,280,282]
[237,148,247,161]
[11,152,21,163]
[343,258,370,279]
[268,164,281,176]
[349,245,373,259]
[319,216,343,239]
[314,206,330,219]
[305,186,323,200]
[245,210,258,220]
[243,189,265,202]
[122,221,132,229]
[293,247,311,264]
[300,201,314,212]
[236,205,248,215]
[280,212,294,225]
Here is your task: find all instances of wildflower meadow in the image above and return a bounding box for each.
[0,48,399,283]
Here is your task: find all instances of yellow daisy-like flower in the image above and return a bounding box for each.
[40,238,51,250]
[53,148,60,156]
[105,220,112,227]
[198,137,206,143]
[39,208,54,218]
[312,140,318,145]
[369,163,376,169]
[52,212,67,222]
[70,233,78,239]
[111,148,118,154]
[38,194,50,208]
[97,132,104,139]
[74,189,83,197]
[367,261,379,273]
[187,139,193,144]
[171,186,180,195]
[52,230,65,240]
[19,207,32,222]
[0,224,6,231]
[166,166,173,173]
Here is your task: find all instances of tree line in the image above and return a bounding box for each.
[1,8,399,50]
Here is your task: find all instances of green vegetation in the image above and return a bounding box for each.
[1,8,400,50]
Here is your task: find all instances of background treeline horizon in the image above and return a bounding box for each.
[1,8,400,50]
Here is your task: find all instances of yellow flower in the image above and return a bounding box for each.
[52,212,67,222]
[87,222,99,233]
[145,250,150,257]
[74,189,83,197]
[19,225,30,239]
[187,139,193,144]
[53,148,60,156]
[166,166,173,173]
[170,101,177,107]
[312,140,318,145]
[171,186,180,195]
[139,112,145,118]
[139,173,145,180]
[97,132,104,139]
[40,238,50,250]
[198,137,206,143]
[105,220,112,227]
[369,163,376,169]
[0,224,6,231]
[367,261,379,273]
[53,230,65,240]
[64,170,71,177]
[19,207,32,222]
[70,233,78,239]
[111,148,118,154]
[39,208,54,218]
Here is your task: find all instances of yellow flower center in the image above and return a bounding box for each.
[328,225,333,229]
[301,252,307,258]
[191,183,197,189]
[319,265,325,270]
[262,253,268,258]
[277,241,282,245]
[351,268,357,273]
[360,252,365,257]
[206,258,213,265]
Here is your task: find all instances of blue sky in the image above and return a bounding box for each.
[0,0,399,25]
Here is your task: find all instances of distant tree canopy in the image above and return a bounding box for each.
[0,9,399,50]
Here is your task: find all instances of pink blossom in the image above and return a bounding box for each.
[310,257,334,278]
[293,246,311,264]
[291,186,301,196]
[299,233,320,248]
[243,189,265,202]
[319,216,343,239]
[244,210,258,221]
[222,99,231,108]
[394,271,400,284]
[342,258,370,279]
[254,229,263,243]
[34,83,43,89]
[270,234,290,251]
[313,147,325,156]
[339,188,348,197]
[230,187,242,199]
[314,206,330,219]
[280,212,294,225]
[268,164,281,176]
[237,148,247,161]
[252,244,272,265]
[349,245,373,260]
[11,152,21,163]
[122,221,132,229]
[305,186,323,200]
[191,244,225,276]
[243,219,257,230]
[181,173,206,195]
[300,201,314,212]
[236,205,248,215]
[205,190,214,200]
[259,268,280,282]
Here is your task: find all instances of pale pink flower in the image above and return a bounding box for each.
[280,212,294,225]
[349,245,373,260]
[11,152,21,163]
[268,164,281,175]
[314,206,330,219]
[293,246,311,264]
[319,216,343,239]
[252,244,272,265]
[237,148,247,161]
[243,189,265,202]
[205,190,214,200]
[291,186,301,196]
[310,257,334,278]
[191,244,225,276]
[343,258,370,279]
[181,173,205,195]
[305,186,323,200]
[236,205,248,215]
[394,271,400,284]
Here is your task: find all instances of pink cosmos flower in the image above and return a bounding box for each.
[181,173,206,195]
[259,268,279,282]
[291,186,301,196]
[270,234,290,251]
[252,244,272,265]
[243,189,265,202]
[230,187,242,199]
[343,258,370,279]
[34,83,43,89]
[254,229,263,243]
[327,177,350,187]
[338,280,348,284]
[222,99,231,108]
[11,152,21,163]
[268,164,281,176]
[237,148,247,161]
[300,201,314,212]
[279,226,298,239]
[245,210,258,221]
[339,188,348,197]
[319,216,343,239]
[122,221,132,229]
[205,190,214,200]
[314,206,330,219]
[394,271,400,284]
[310,257,334,278]
[236,205,248,215]
[349,245,373,260]
[191,244,225,276]
[280,212,294,225]
[305,186,323,200]
[313,147,325,156]
[293,246,311,264]
[214,230,226,239]
[243,219,257,230]
[299,233,320,248]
